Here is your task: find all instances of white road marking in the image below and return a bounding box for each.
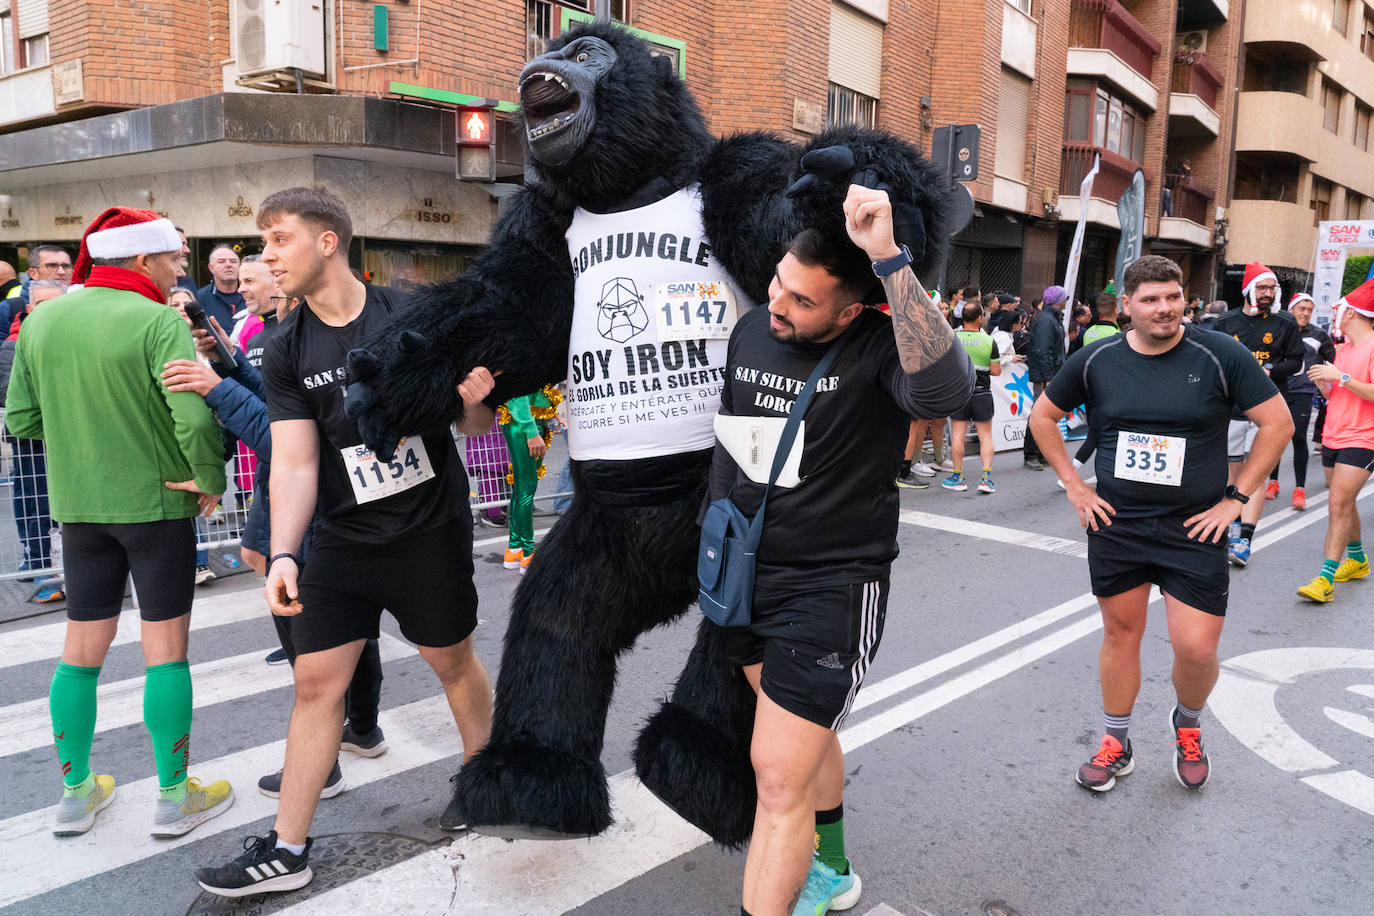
[1323,707,1374,741]
[1347,684,1374,699]
[0,587,270,670]
[0,634,416,759]
[1302,770,1374,818]
[0,693,461,909]
[899,510,1088,559]
[472,527,551,549]
[284,773,709,915]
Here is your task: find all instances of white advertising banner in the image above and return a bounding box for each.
[990,361,1034,452]
[1313,220,1374,327]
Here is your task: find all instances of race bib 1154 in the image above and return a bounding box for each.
[342,436,435,504]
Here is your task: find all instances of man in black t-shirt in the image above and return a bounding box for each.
[197,188,494,899]
[714,184,973,916]
[1213,262,1305,566]
[1029,255,1289,796]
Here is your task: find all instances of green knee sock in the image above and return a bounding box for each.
[49,662,101,793]
[143,660,193,800]
[1320,558,1340,584]
[814,804,849,875]
[1348,541,1367,564]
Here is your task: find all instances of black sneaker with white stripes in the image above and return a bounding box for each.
[196,831,313,898]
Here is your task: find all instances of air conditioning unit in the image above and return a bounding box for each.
[1178,31,1207,54]
[235,0,327,80]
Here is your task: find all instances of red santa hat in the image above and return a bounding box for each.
[72,207,181,283]
[1289,292,1313,310]
[1336,277,1374,318]
[1241,262,1277,297]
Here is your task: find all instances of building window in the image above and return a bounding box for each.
[1008,0,1032,13]
[1312,177,1334,222]
[1322,78,1342,133]
[1363,8,1374,59]
[1356,101,1372,150]
[601,0,629,20]
[0,12,13,74]
[1347,190,1366,220]
[23,33,48,68]
[1335,0,1350,36]
[995,68,1031,181]
[1064,81,1146,165]
[827,83,877,128]
[527,0,598,60]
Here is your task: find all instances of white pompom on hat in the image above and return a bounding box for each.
[72,206,181,283]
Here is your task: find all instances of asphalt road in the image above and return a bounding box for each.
[2,452,1372,916]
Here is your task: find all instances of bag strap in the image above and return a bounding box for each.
[744,322,855,545]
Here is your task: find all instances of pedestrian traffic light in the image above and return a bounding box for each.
[456,104,497,183]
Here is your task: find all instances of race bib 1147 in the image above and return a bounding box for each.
[1113,431,1186,487]
[654,281,737,342]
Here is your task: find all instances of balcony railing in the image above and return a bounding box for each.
[1165,174,1216,224]
[1060,142,1151,202]
[1171,49,1224,111]
[1070,0,1163,80]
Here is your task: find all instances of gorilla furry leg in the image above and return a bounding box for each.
[634,618,757,848]
[454,479,701,838]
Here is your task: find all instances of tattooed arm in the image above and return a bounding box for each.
[842,184,956,373]
[842,183,973,416]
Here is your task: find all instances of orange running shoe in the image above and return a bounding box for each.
[1265,479,1280,500]
[1170,710,1210,789]
[520,551,534,575]
[1076,735,1133,792]
[503,548,523,570]
[1291,486,1306,510]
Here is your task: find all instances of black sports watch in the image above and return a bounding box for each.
[1224,485,1249,505]
[872,244,913,278]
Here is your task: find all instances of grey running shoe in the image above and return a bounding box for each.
[151,777,234,837]
[197,831,313,898]
[1076,735,1134,792]
[340,723,388,758]
[258,761,345,799]
[53,774,117,836]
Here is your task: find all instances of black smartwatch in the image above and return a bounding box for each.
[1223,485,1249,505]
[872,244,913,278]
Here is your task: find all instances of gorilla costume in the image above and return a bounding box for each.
[345,22,951,846]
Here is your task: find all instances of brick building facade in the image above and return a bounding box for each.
[0,0,1240,300]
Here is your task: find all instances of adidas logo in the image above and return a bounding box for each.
[816,652,844,669]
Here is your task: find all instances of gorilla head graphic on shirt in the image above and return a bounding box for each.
[596,276,648,343]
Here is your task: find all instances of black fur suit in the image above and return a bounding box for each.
[344,22,950,846]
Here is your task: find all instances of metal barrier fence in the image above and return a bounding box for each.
[0,417,572,586]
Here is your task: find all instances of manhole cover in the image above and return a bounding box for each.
[187,832,444,914]
[982,900,1022,916]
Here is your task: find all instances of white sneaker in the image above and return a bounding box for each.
[909,462,937,477]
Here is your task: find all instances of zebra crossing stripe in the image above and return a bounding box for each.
[0,633,416,759]
[0,588,270,670]
[0,693,459,909]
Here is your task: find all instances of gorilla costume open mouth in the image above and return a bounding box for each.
[518,36,617,167]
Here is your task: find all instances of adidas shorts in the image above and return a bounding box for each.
[725,578,888,731]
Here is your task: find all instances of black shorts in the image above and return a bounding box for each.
[1087,514,1229,616]
[1322,445,1374,471]
[950,389,994,423]
[293,515,478,654]
[725,578,888,730]
[64,518,196,622]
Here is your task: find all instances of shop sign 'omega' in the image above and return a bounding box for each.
[228,196,254,218]
[2,208,19,230]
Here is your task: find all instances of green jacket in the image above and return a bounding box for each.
[4,284,226,523]
[501,387,556,440]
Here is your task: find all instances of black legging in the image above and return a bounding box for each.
[1270,390,1314,488]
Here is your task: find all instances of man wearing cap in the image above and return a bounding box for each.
[1297,278,1374,602]
[4,206,234,838]
[1268,293,1334,511]
[1214,262,1305,566]
[1023,284,1069,470]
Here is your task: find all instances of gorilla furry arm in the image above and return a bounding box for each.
[346,186,575,461]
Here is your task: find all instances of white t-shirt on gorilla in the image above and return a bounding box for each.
[564,184,752,461]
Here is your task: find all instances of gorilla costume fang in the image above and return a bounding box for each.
[345,22,951,846]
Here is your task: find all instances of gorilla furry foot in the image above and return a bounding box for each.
[633,700,756,848]
[453,739,611,840]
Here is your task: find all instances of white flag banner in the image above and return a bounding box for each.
[1312,220,1374,329]
[1062,154,1100,348]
